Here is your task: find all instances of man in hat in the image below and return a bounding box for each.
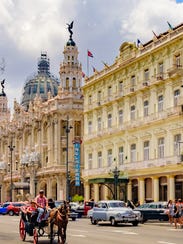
[34,190,48,223]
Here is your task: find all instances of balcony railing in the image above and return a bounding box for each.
[82,155,181,177]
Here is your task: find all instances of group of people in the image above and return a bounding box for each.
[167,199,183,228]
[26,189,57,224]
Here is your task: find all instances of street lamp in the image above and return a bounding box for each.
[8,141,15,202]
[112,166,120,200]
[63,116,73,201]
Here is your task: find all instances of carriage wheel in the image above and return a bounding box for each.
[19,218,26,241]
[33,228,38,244]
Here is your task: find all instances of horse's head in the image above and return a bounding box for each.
[59,205,68,216]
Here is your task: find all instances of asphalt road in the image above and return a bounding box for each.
[0,215,183,244]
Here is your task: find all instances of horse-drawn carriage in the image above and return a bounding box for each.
[19,203,68,244]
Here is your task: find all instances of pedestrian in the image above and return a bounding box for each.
[167,200,174,225]
[34,189,48,223]
[173,199,180,229]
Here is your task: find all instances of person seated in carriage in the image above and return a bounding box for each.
[26,200,37,222]
[34,189,48,224]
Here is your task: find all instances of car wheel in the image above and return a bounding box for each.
[132,221,139,226]
[72,217,76,221]
[91,217,97,225]
[8,210,14,216]
[110,217,117,226]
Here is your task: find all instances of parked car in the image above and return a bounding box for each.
[136,201,169,223]
[89,200,141,226]
[74,200,94,217]
[0,202,27,216]
[0,202,11,215]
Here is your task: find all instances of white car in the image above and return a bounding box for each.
[89,200,141,226]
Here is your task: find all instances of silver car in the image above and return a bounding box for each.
[88,200,141,226]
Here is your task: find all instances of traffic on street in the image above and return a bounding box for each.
[0,215,182,244]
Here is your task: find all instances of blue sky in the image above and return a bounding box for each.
[0,0,183,111]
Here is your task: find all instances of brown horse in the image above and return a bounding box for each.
[49,202,68,244]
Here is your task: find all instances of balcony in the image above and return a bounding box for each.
[82,155,181,178]
[167,64,183,77]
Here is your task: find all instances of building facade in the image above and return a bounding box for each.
[0,33,84,202]
[82,23,183,204]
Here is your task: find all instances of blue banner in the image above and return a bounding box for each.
[74,142,81,186]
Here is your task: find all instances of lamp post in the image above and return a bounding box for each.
[64,116,72,201]
[8,141,15,202]
[112,166,120,200]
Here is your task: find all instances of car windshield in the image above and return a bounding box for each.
[108,201,125,208]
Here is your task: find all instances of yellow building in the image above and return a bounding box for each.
[0,33,84,202]
[82,23,183,204]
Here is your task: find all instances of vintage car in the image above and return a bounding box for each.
[135,201,169,223]
[89,200,141,226]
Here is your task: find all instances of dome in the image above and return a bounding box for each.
[21,52,59,110]
[66,38,76,47]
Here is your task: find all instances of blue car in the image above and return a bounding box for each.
[0,202,11,215]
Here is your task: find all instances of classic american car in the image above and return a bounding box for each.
[89,200,141,226]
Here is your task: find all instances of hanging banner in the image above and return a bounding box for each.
[73,140,81,186]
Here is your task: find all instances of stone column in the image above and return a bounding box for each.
[84,182,90,201]
[54,119,58,164]
[103,185,109,200]
[127,180,132,201]
[47,177,52,199]
[168,175,175,200]
[138,178,145,204]
[56,175,64,200]
[94,184,99,202]
[153,177,159,202]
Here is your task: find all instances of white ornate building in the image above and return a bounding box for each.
[0,33,84,202]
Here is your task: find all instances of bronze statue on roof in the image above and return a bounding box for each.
[67,21,74,40]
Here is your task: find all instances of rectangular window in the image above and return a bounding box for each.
[174,89,180,106]
[119,109,123,125]
[144,100,149,117]
[174,134,181,156]
[144,69,149,82]
[97,117,102,132]
[108,114,112,128]
[88,95,92,105]
[88,121,92,134]
[107,149,113,166]
[130,105,135,120]
[97,91,101,104]
[158,137,164,158]
[130,144,136,162]
[158,95,163,112]
[144,141,149,160]
[108,86,112,97]
[88,153,92,169]
[119,146,124,165]
[119,81,123,94]
[131,75,135,86]
[175,54,181,67]
[98,151,102,168]
[158,63,163,78]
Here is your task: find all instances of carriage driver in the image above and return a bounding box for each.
[34,189,48,223]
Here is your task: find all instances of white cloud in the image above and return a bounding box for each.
[120,0,183,42]
[0,0,183,111]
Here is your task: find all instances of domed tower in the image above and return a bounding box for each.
[21,52,59,110]
[59,21,82,98]
[0,79,10,122]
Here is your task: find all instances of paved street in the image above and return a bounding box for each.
[0,215,183,244]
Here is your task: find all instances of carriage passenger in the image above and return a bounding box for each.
[34,189,48,223]
[26,200,37,222]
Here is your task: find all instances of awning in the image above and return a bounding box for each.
[13,182,30,189]
[88,177,129,184]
